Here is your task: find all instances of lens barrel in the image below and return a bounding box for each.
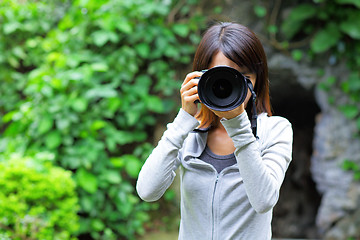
[197,66,248,112]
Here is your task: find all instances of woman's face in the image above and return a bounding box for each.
[208,51,257,108]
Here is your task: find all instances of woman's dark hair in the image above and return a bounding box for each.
[193,22,272,128]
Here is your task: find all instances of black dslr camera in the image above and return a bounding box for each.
[196,65,258,137]
[197,66,248,112]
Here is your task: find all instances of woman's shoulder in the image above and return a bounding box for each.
[258,112,292,128]
[257,113,293,144]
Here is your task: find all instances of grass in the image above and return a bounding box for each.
[139,230,178,240]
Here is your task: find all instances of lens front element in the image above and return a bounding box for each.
[197,66,248,112]
[212,79,232,99]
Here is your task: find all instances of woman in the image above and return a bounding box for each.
[136,22,293,240]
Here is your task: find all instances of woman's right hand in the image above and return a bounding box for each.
[180,71,203,116]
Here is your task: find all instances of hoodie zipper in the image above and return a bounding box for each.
[211,173,219,240]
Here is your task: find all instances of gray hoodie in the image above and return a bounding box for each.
[137,109,293,240]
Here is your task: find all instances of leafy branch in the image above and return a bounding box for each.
[254,0,360,129]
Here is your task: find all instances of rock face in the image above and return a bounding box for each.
[311,71,360,239]
[267,52,360,239]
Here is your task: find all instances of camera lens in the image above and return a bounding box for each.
[197,66,248,112]
[212,79,232,99]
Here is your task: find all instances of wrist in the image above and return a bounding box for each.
[212,105,244,120]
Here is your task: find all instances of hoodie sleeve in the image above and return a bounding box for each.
[136,109,200,202]
[221,111,293,213]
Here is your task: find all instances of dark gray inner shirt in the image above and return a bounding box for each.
[199,145,236,173]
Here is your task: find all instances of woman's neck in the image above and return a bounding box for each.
[207,124,235,156]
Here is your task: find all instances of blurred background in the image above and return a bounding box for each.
[1,0,360,239]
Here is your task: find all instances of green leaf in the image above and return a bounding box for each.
[80,195,94,212]
[342,159,357,170]
[45,131,62,149]
[135,75,151,96]
[254,5,267,18]
[339,104,359,119]
[71,98,88,112]
[267,25,278,34]
[76,168,98,193]
[213,6,222,14]
[125,111,140,126]
[281,4,317,39]
[13,46,27,59]
[311,23,342,53]
[91,219,105,231]
[91,62,109,72]
[3,22,21,34]
[91,120,107,131]
[103,170,122,184]
[164,46,178,58]
[319,76,336,91]
[8,55,20,68]
[340,13,360,39]
[122,155,142,178]
[110,157,125,168]
[107,97,122,113]
[342,73,360,93]
[354,171,360,181]
[38,115,53,135]
[135,43,150,58]
[164,189,176,201]
[4,121,22,136]
[116,20,133,34]
[146,95,164,113]
[85,86,117,99]
[348,73,360,90]
[335,0,360,8]
[289,4,317,21]
[92,30,109,47]
[291,50,303,61]
[326,76,337,85]
[2,110,17,123]
[173,24,189,37]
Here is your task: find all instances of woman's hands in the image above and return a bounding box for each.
[180,71,245,119]
[180,71,203,116]
[211,104,245,120]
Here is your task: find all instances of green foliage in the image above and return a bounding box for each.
[311,23,342,53]
[342,159,360,180]
[0,0,206,239]
[0,154,79,240]
[281,4,317,39]
[275,1,360,131]
[254,5,267,18]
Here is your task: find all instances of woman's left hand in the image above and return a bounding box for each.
[211,104,245,120]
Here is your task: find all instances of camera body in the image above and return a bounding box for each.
[197,66,248,112]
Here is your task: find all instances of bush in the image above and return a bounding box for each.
[0,154,79,240]
[0,0,206,239]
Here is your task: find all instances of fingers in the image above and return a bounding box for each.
[180,71,202,97]
[181,72,202,87]
[182,87,199,103]
[180,79,198,96]
[180,71,203,116]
